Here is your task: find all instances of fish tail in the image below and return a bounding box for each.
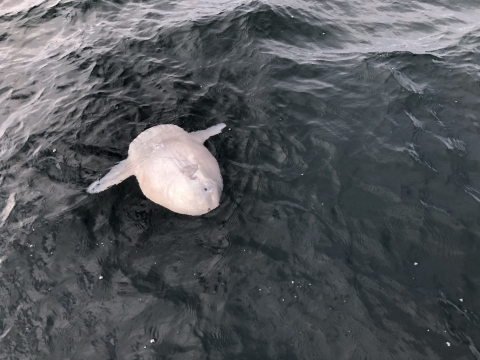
[87,159,134,193]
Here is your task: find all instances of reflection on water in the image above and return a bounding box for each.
[1,0,480,358]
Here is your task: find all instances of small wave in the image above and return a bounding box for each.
[0,193,15,228]
[392,69,427,94]
[0,0,45,17]
[464,186,480,203]
[404,111,425,130]
[431,134,466,151]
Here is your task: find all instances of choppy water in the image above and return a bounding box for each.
[1,0,480,358]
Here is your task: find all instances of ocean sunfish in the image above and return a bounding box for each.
[87,123,226,216]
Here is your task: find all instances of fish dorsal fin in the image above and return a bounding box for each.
[190,123,226,143]
[182,164,198,179]
[129,124,188,158]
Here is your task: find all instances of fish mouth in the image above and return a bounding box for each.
[206,198,220,213]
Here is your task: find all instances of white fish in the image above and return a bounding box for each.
[87,123,226,216]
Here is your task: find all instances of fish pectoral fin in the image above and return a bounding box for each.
[190,123,226,143]
[182,164,199,179]
[87,159,134,193]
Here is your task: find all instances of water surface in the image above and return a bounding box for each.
[1,0,480,358]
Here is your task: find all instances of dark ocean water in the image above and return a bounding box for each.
[1,0,480,358]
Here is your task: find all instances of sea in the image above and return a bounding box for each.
[1,0,480,358]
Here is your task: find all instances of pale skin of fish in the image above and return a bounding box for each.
[87,123,226,216]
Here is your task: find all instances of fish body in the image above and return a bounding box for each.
[87,123,225,215]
